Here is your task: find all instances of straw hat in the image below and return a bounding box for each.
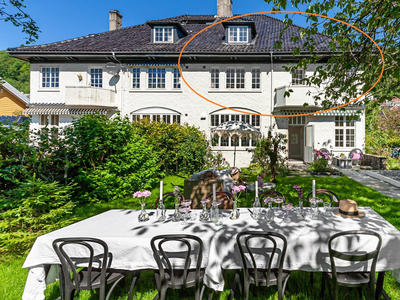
[333,199,365,218]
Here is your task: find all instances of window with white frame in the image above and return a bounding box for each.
[335,116,355,147]
[288,116,306,125]
[148,68,166,89]
[154,26,173,43]
[132,68,140,89]
[41,67,59,88]
[210,68,220,89]
[228,26,249,43]
[210,113,260,147]
[251,68,261,89]
[132,113,180,124]
[90,68,103,88]
[173,68,181,89]
[226,68,245,89]
[291,68,305,85]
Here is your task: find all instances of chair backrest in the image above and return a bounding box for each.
[52,237,110,295]
[151,234,203,289]
[205,191,234,209]
[236,231,287,286]
[348,148,363,159]
[305,189,339,207]
[259,191,286,206]
[328,230,382,283]
[154,192,185,209]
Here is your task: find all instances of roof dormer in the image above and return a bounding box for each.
[223,21,256,44]
[146,21,188,44]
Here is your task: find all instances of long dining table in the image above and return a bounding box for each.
[22,207,400,300]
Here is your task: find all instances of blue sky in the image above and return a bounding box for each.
[1,0,313,50]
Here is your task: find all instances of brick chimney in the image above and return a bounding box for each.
[217,0,233,17]
[109,10,122,31]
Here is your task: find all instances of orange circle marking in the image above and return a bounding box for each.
[178,11,385,117]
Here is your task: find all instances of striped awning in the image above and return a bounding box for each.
[278,109,363,116]
[24,104,110,115]
[128,63,180,67]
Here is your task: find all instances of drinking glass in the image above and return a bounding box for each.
[180,199,192,225]
[275,198,284,216]
[282,203,292,222]
[215,214,224,226]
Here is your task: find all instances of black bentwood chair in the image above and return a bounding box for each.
[151,234,207,300]
[229,231,290,300]
[52,237,125,300]
[306,189,339,207]
[321,230,382,300]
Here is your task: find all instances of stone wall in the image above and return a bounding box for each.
[362,154,387,170]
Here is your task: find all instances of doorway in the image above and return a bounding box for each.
[288,126,304,160]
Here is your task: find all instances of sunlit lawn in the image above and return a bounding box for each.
[2,173,400,299]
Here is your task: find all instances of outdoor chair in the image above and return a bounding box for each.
[206,191,234,209]
[349,148,363,165]
[321,230,382,300]
[150,234,207,300]
[154,192,185,209]
[229,231,290,300]
[306,189,339,207]
[52,237,125,300]
[259,191,286,206]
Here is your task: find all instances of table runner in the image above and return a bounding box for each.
[22,207,400,299]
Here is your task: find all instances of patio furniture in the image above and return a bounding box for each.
[151,234,206,300]
[52,237,125,300]
[321,230,382,300]
[23,208,400,300]
[229,231,290,300]
[349,148,363,166]
[206,191,234,209]
[305,189,339,207]
[259,191,286,206]
[154,192,185,209]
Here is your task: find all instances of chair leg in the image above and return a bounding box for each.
[320,273,326,298]
[357,287,363,299]
[208,288,214,300]
[310,273,314,285]
[243,281,251,300]
[228,273,240,300]
[282,274,290,299]
[332,281,338,300]
[127,271,141,300]
[106,276,125,300]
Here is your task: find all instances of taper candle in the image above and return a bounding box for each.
[255,180,258,198]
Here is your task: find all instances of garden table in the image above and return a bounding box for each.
[22,208,400,300]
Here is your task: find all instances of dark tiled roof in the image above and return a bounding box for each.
[0,115,29,124]
[9,14,331,54]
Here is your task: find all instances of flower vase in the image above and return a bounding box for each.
[311,199,319,220]
[267,201,275,221]
[172,203,181,222]
[199,202,210,222]
[252,196,261,220]
[138,203,149,222]
[230,200,240,220]
[156,199,166,222]
[210,201,219,223]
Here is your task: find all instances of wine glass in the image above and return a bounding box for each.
[282,203,293,222]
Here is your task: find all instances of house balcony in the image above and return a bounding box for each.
[65,86,117,107]
[274,85,319,107]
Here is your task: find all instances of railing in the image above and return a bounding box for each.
[274,85,319,107]
[65,86,117,107]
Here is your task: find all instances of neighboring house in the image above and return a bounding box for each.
[8,0,365,167]
[0,78,30,122]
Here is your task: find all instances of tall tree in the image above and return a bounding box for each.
[264,0,400,106]
[0,50,30,93]
[0,0,39,45]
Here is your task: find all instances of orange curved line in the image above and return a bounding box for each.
[177,11,385,118]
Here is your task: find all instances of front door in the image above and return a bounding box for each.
[288,126,304,160]
[304,125,314,163]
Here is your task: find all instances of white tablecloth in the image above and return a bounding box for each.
[22,207,400,299]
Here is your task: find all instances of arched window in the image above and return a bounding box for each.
[131,107,181,124]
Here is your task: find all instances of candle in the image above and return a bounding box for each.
[312,180,316,199]
[255,180,258,198]
[213,183,216,202]
[160,181,163,199]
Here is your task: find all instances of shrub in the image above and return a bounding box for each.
[0,176,75,255]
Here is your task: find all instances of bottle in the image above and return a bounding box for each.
[172,203,181,222]
[156,199,166,222]
[199,201,210,222]
[211,201,219,223]
[230,200,239,220]
[267,201,275,221]
[253,196,261,220]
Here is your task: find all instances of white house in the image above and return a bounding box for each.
[8,0,365,167]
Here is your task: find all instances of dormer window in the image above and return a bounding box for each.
[228,26,250,43]
[154,26,173,43]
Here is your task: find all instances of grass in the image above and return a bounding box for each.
[2,173,400,299]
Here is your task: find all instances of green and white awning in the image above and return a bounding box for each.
[278,109,363,116]
[24,104,112,115]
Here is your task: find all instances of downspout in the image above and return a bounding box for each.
[270,52,274,127]
[112,52,124,117]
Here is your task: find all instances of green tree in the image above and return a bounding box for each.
[0,0,40,45]
[0,50,30,93]
[264,0,400,105]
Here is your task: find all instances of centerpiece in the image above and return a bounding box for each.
[230,185,245,220]
[133,190,151,222]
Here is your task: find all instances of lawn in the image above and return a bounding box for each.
[2,173,400,299]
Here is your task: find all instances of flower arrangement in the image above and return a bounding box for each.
[314,149,330,160]
[293,185,303,199]
[201,198,210,204]
[263,196,284,205]
[173,185,182,204]
[231,185,246,201]
[133,190,151,204]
